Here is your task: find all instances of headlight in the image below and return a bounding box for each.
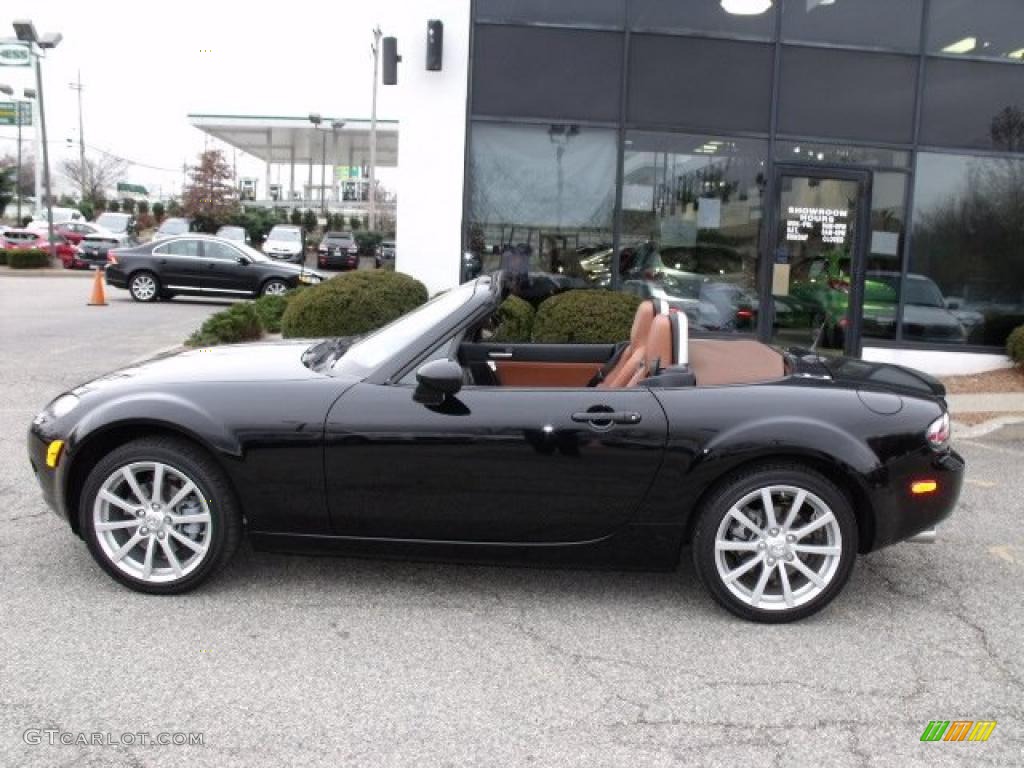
[49,393,80,419]
[298,274,321,285]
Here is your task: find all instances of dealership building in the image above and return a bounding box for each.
[391,1,1024,374]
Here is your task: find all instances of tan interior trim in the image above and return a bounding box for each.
[494,361,602,388]
[689,340,785,386]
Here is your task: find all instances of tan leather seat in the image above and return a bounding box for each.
[626,314,674,387]
[597,300,656,389]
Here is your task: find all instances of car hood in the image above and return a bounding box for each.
[258,261,323,279]
[264,239,302,251]
[70,341,326,396]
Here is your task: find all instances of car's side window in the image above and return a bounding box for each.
[158,239,201,257]
[203,241,242,261]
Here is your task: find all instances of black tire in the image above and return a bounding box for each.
[78,436,243,594]
[128,270,161,302]
[692,463,858,623]
[261,278,289,297]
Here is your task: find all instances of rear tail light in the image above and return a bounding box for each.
[926,412,951,450]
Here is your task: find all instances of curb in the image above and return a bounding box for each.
[952,415,1024,441]
[127,344,185,366]
[0,267,93,278]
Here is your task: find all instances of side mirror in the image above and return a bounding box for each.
[236,256,250,265]
[414,359,463,404]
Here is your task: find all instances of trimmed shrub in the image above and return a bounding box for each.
[1007,325,1024,365]
[7,249,51,269]
[532,289,641,344]
[252,290,298,334]
[186,302,262,347]
[0,250,6,265]
[281,270,428,339]
[493,295,535,343]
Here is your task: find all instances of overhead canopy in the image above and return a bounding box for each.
[187,114,399,167]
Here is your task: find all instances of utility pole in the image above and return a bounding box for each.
[369,25,381,232]
[68,70,86,201]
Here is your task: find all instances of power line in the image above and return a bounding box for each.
[0,135,182,173]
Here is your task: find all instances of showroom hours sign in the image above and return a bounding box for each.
[786,206,848,245]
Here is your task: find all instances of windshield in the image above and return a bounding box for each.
[235,242,270,262]
[325,232,352,242]
[95,213,129,233]
[871,274,945,308]
[333,282,478,378]
[159,219,189,234]
[217,226,245,240]
[269,228,301,242]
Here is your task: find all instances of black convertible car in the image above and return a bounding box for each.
[105,234,324,301]
[27,274,963,622]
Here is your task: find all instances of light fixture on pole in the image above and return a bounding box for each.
[369,26,382,232]
[14,19,62,264]
[308,113,327,218]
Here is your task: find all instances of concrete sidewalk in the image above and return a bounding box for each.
[947,392,1024,440]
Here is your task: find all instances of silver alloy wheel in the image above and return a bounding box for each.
[131,274,157,301]
[263,281,287,296]
[92,461,212,583]
[714,484,842,611]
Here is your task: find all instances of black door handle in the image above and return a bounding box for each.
[571,410,642,427]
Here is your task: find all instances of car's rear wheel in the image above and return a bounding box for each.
[692,464,857,623]
[129,271,160,302]
[261,279,288,297]
[79,437,242,594]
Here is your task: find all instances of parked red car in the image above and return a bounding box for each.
[1,229,86,269]
[56,221,103,245]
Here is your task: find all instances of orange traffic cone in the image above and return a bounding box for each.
[87,267,108,306]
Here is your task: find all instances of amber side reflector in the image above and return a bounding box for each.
[46,440,65,468]
[911,480,938,495]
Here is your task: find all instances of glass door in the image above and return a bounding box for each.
[768,167,871,356]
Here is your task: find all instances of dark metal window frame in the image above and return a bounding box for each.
[463,0,1024,351]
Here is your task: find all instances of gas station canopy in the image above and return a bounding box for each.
[187,113,399,168]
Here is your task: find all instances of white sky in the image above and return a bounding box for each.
[0,0,409,198]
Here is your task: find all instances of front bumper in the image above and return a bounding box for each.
[27,422,70,525]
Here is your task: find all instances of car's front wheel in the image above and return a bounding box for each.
[692,463,857,623]
[128,271,160,302]
[79,437,242,594]
[261,279,289,297]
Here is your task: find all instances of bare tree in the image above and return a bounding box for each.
[60,153,129,207]
[183,149,239,230]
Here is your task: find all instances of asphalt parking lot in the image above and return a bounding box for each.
[1,273,1021,767]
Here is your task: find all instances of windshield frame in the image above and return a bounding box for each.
[330,279,492,381]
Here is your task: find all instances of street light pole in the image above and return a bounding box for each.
[14,20,62,264]
[34,52,55,262]
[369,26,381,232]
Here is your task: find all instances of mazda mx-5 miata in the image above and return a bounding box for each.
[27,274,964,622]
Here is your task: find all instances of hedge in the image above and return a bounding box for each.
[532,289,641,344]
[493,295,535,343]
[281,270,428,339]
[0,250,6,265]
[6,249,51,269]
[186,302,263,347]
[252,291,296,334]
[1008,325,1024,366]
